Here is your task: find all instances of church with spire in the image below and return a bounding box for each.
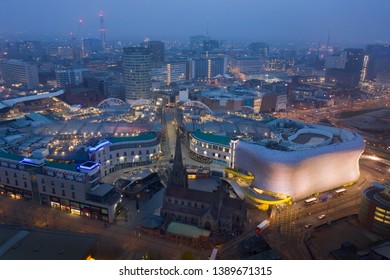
[167,127,187,189]
[161,128,246,234]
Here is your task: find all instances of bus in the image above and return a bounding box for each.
[256,219,270,234]
[304,197,318,206]
[334,188,347,197]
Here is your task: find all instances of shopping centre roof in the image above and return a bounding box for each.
[192,130,231,146]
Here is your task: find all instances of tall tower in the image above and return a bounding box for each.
[99,11,106,49]
[123,47,152,103]
[168,128,188,188]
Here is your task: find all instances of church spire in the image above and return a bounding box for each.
[168,128,187,188]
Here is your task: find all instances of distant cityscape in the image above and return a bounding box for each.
[0,9,389,261]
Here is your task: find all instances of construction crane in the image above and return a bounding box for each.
[70,19,83,41]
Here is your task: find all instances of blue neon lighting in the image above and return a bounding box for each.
[87,141,111,152]
[79,162,100,170]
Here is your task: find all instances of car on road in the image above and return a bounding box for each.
[317,214,326,220]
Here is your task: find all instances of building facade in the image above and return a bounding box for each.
[55,67,90,87]
[147,41,165,64]
[0,152,121,223]
[0,59,39,89]
[123,47,152,103]
[189,130,231,166]
[88,132,161,176]
[359,182,390,238]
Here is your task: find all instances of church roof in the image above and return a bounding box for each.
[165,186,219,204]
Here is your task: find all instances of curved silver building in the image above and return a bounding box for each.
[233,119,365,201]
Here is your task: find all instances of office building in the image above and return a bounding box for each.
[326,48,364,87]
[0,59,39,89]
[364,44,390,81]
[123,47,152,103]
[190,57,226,80]
[55,67,90,87]
[147,41,165,64]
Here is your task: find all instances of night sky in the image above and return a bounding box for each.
[0,0,389,43]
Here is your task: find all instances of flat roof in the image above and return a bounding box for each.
[109,132,157,143]
[0,151,24,162]
[86,183,114,197]
[166,222,210,238]
[44,161,79,172]
[192,130,231,146]
[0,226,97,260]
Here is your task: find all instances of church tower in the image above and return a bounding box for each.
[168,128,188,188]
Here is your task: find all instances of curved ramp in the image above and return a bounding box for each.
[221,178,245,200]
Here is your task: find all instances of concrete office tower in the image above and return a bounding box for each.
[123,47,152,103]
[147,41,165,64]
[0,59,39,89]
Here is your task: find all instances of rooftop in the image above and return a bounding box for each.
[0,151,24,162]
[0,226,97,260]
[109,132,157,143]
[44,161,79,173]
[86,183,115,197]
[166,222,211,238]
[192,130,231,146]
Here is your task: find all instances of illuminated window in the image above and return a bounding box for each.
[374,216,384,223]
[375,212,385,218]
[376,207,386,213]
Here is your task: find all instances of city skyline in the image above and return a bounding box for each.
[0,0,389,44]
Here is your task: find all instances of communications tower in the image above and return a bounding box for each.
[99,11,106,49]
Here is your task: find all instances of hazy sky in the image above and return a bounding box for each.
[0,0,389,44]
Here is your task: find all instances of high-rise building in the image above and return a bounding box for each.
[0,59,39,89]
[343,48,365,73]
[190,57,226,79]
[147,41,165,64]
[123,47,152,103]
[55,67,90,87]
[365,44,390,81]
[325,48,364,87]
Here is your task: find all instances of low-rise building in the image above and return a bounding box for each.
[0,151,121,223]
